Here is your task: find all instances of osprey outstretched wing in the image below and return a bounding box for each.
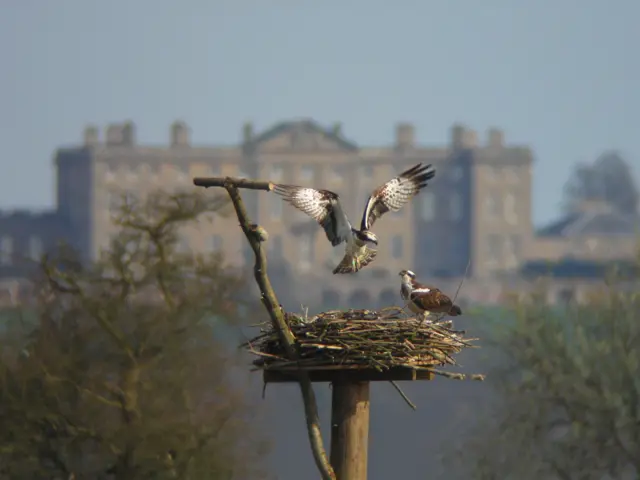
[272,163,438,275]
[360,163,435,231]
[271,185,352,247]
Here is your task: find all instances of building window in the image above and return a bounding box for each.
[504,235,521,267]
[210,235,223,252]
[300,166,314,183]
[485,165,500,181]
[420,191,435,221]
[392,235,404,259]
[0,236,13,265]
[486,234,502,266]
[28,236,43,261]
[485,192,501,218]
[505,167,520,183]
[105,164,116,182]
[270,196,283,220]
[298,234,315,271]
[450,193,463,221]
[450,166,463,181]
[504,193,518,225]
[452,235,467,257]
[270,164,284,182]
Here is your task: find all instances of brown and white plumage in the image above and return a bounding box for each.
[332,247,378,274]
[399,269,462,320]
[271,186,348,246]
[360,163,436,231]
[271,163,437,274]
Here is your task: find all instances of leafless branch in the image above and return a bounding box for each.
[206,178,336,480]
[194,176,274,191]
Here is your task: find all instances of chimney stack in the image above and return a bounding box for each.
[487,128,504,148]
[243,121,254,145]
[451,124,465,150]
[105,121,136,146]
[121,121,135,146]
[170,121,190,147]
[105,124,123,145]
[395,123,415,150]
[462,129,478,148]
[83,125,99,146]
[451,124,477,149]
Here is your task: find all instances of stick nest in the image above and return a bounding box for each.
[243,307,482,379]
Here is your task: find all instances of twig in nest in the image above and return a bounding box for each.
[451,257,471,307]
[244,308,483,378]
[389,381,417,410]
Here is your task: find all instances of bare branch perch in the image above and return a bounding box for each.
[214,181,336,480]
[193,177,273,191]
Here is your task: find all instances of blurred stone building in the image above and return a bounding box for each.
[0,119,637,307]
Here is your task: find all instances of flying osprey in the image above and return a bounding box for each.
[272,163,436,274]
[399,269,462,321]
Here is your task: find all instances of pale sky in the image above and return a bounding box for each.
[1,0,638,226]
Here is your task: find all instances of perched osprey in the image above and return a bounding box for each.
[272,163,436,274]
[399,269,462,320]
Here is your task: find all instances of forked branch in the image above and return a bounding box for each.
[195,176,336,480]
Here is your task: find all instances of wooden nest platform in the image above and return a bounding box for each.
[243,307,482,384]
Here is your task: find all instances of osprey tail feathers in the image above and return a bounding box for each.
[332,247,378,274]
[449,304,463,316]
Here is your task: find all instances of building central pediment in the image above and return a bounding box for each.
[249,119,358,154]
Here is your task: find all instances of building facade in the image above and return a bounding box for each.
[5,117,631,308]
[0,118,537,307]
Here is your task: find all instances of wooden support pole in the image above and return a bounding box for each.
[330,382,371,480]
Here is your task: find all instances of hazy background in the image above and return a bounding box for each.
[2,0,639,226]
[2,3,639,479]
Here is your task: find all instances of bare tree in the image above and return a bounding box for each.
[443,280,640,480]
[0,190,270,479]
[563,151,638,215]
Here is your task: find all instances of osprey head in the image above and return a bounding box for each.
[398,269,416,281]
[357,230,378,246]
